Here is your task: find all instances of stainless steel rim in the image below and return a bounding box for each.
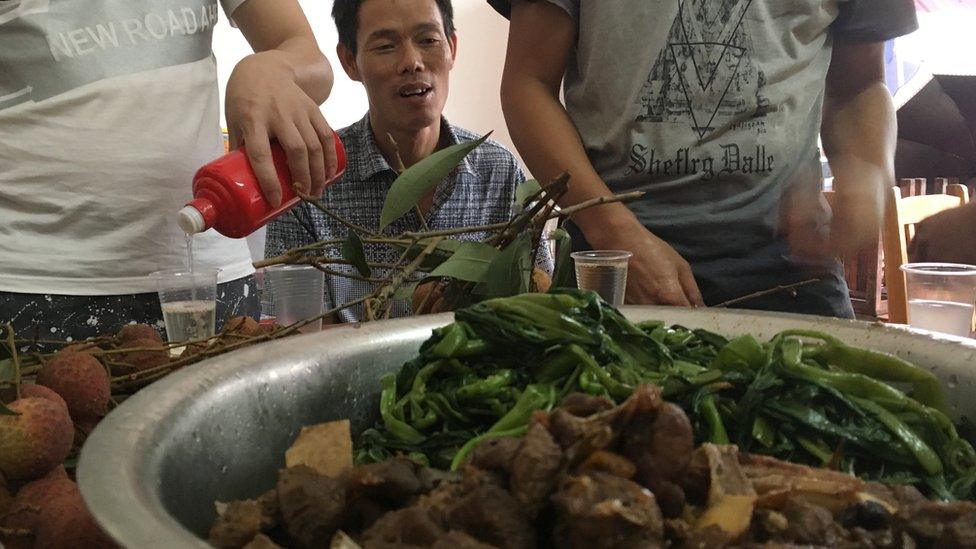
[77,307,976,548]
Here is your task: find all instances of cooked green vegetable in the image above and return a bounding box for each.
[355,289,976,500]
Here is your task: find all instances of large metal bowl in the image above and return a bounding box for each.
[78,308,976,548]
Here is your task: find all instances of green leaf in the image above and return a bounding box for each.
[485,232,533,298]
[428,242,500,283]
[0,401,18,416]
[380,133,492,229]
[714,335,767,372]
[0,358,14,384]
[341,231,372,278]
[550,228,573,289]
[515,179,541,206]
[394,239,462,271]
[394,281,420,301]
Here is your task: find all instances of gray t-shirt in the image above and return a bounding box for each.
[490,0,916,309]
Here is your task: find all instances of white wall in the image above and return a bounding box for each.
[213,0,515,151]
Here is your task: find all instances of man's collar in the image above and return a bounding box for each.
[352,114,479,180]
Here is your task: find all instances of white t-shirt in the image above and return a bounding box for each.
[0,0,254,295]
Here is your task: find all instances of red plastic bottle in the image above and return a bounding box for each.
[177,133,347,238]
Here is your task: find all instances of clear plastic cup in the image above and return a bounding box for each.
[265,265,325,333]
[571,250,633,307]
[900,263,976,337]
[152,268,218,343]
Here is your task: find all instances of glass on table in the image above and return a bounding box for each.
[264,264,325,333]
[152,268,218,344]
[901,263,976,338]
[571,250,633,307]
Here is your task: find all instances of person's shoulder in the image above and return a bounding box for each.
[336,118,367,143]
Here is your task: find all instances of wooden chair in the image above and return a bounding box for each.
[823,191,887,319]
[881,184,970,324]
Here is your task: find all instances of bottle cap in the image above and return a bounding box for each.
[178,205,207,234]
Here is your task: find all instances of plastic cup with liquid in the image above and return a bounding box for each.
[153,268,219,343]
[571,250,633,307]
[265,265,325,332]
[900,263,976,338]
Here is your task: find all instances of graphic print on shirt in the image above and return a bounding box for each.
[0,0,218,112]
[636,0,771,140]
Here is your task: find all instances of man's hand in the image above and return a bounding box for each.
[783,159,885,263]
[226,54,337,207]
[229,0,336,207]
[586,215,703,307]
[910,201,976,264]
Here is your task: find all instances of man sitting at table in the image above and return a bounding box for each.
[910,200,976,264]
[265,0,550,323]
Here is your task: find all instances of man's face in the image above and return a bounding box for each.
[340,0,457,133]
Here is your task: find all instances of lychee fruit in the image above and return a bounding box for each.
[222,316,260,337]
[115,338,170,374]
[116,323,163,346]
[0,480,12,517]
[3,478,115,549]
[254,323,278,337]
[33,486,116,549]
[36,352,110,424]
[0,398,73,481]
[1,476,77,536]
[9,384,69,416]
[40,465,68,481]
[179,342,209,362]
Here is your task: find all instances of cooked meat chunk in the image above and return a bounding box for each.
[623,402,694,482]
[432,530,500,549]
[548,408,592,450]
[838,500,892,531]
[348,456,436,507]
[888,484,928,507]
[242,534,283,549]
[896,500,976,546]
[622,403,694,517]
[277,466,346,549]
[510,422,564,514]
[360,505,445,548]
[578,451,636,479]
[209,499,272,549]
[839,526,905,548]
[558,393,614,417]
[551,472,664,549]
[210,490,281,549]
[467,436,520,475]
[779,498,843,546]
[681,446,711,506]
[447,481,535,549]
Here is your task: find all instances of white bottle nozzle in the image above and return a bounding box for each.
[178,205,206,235]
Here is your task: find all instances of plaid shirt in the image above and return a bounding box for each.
[265,114,551,323]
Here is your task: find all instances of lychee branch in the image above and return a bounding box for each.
[4,324,23,399]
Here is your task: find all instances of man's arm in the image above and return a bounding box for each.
[821,41,896,255]
[909,201,976,264]
[228,0,337,207]
[500,0,702,306]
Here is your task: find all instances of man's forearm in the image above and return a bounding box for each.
[233,0,333,104]
[242,39,333,104]
[821,81,897,194]
[500,78,638,234]
[267,38,333,104]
